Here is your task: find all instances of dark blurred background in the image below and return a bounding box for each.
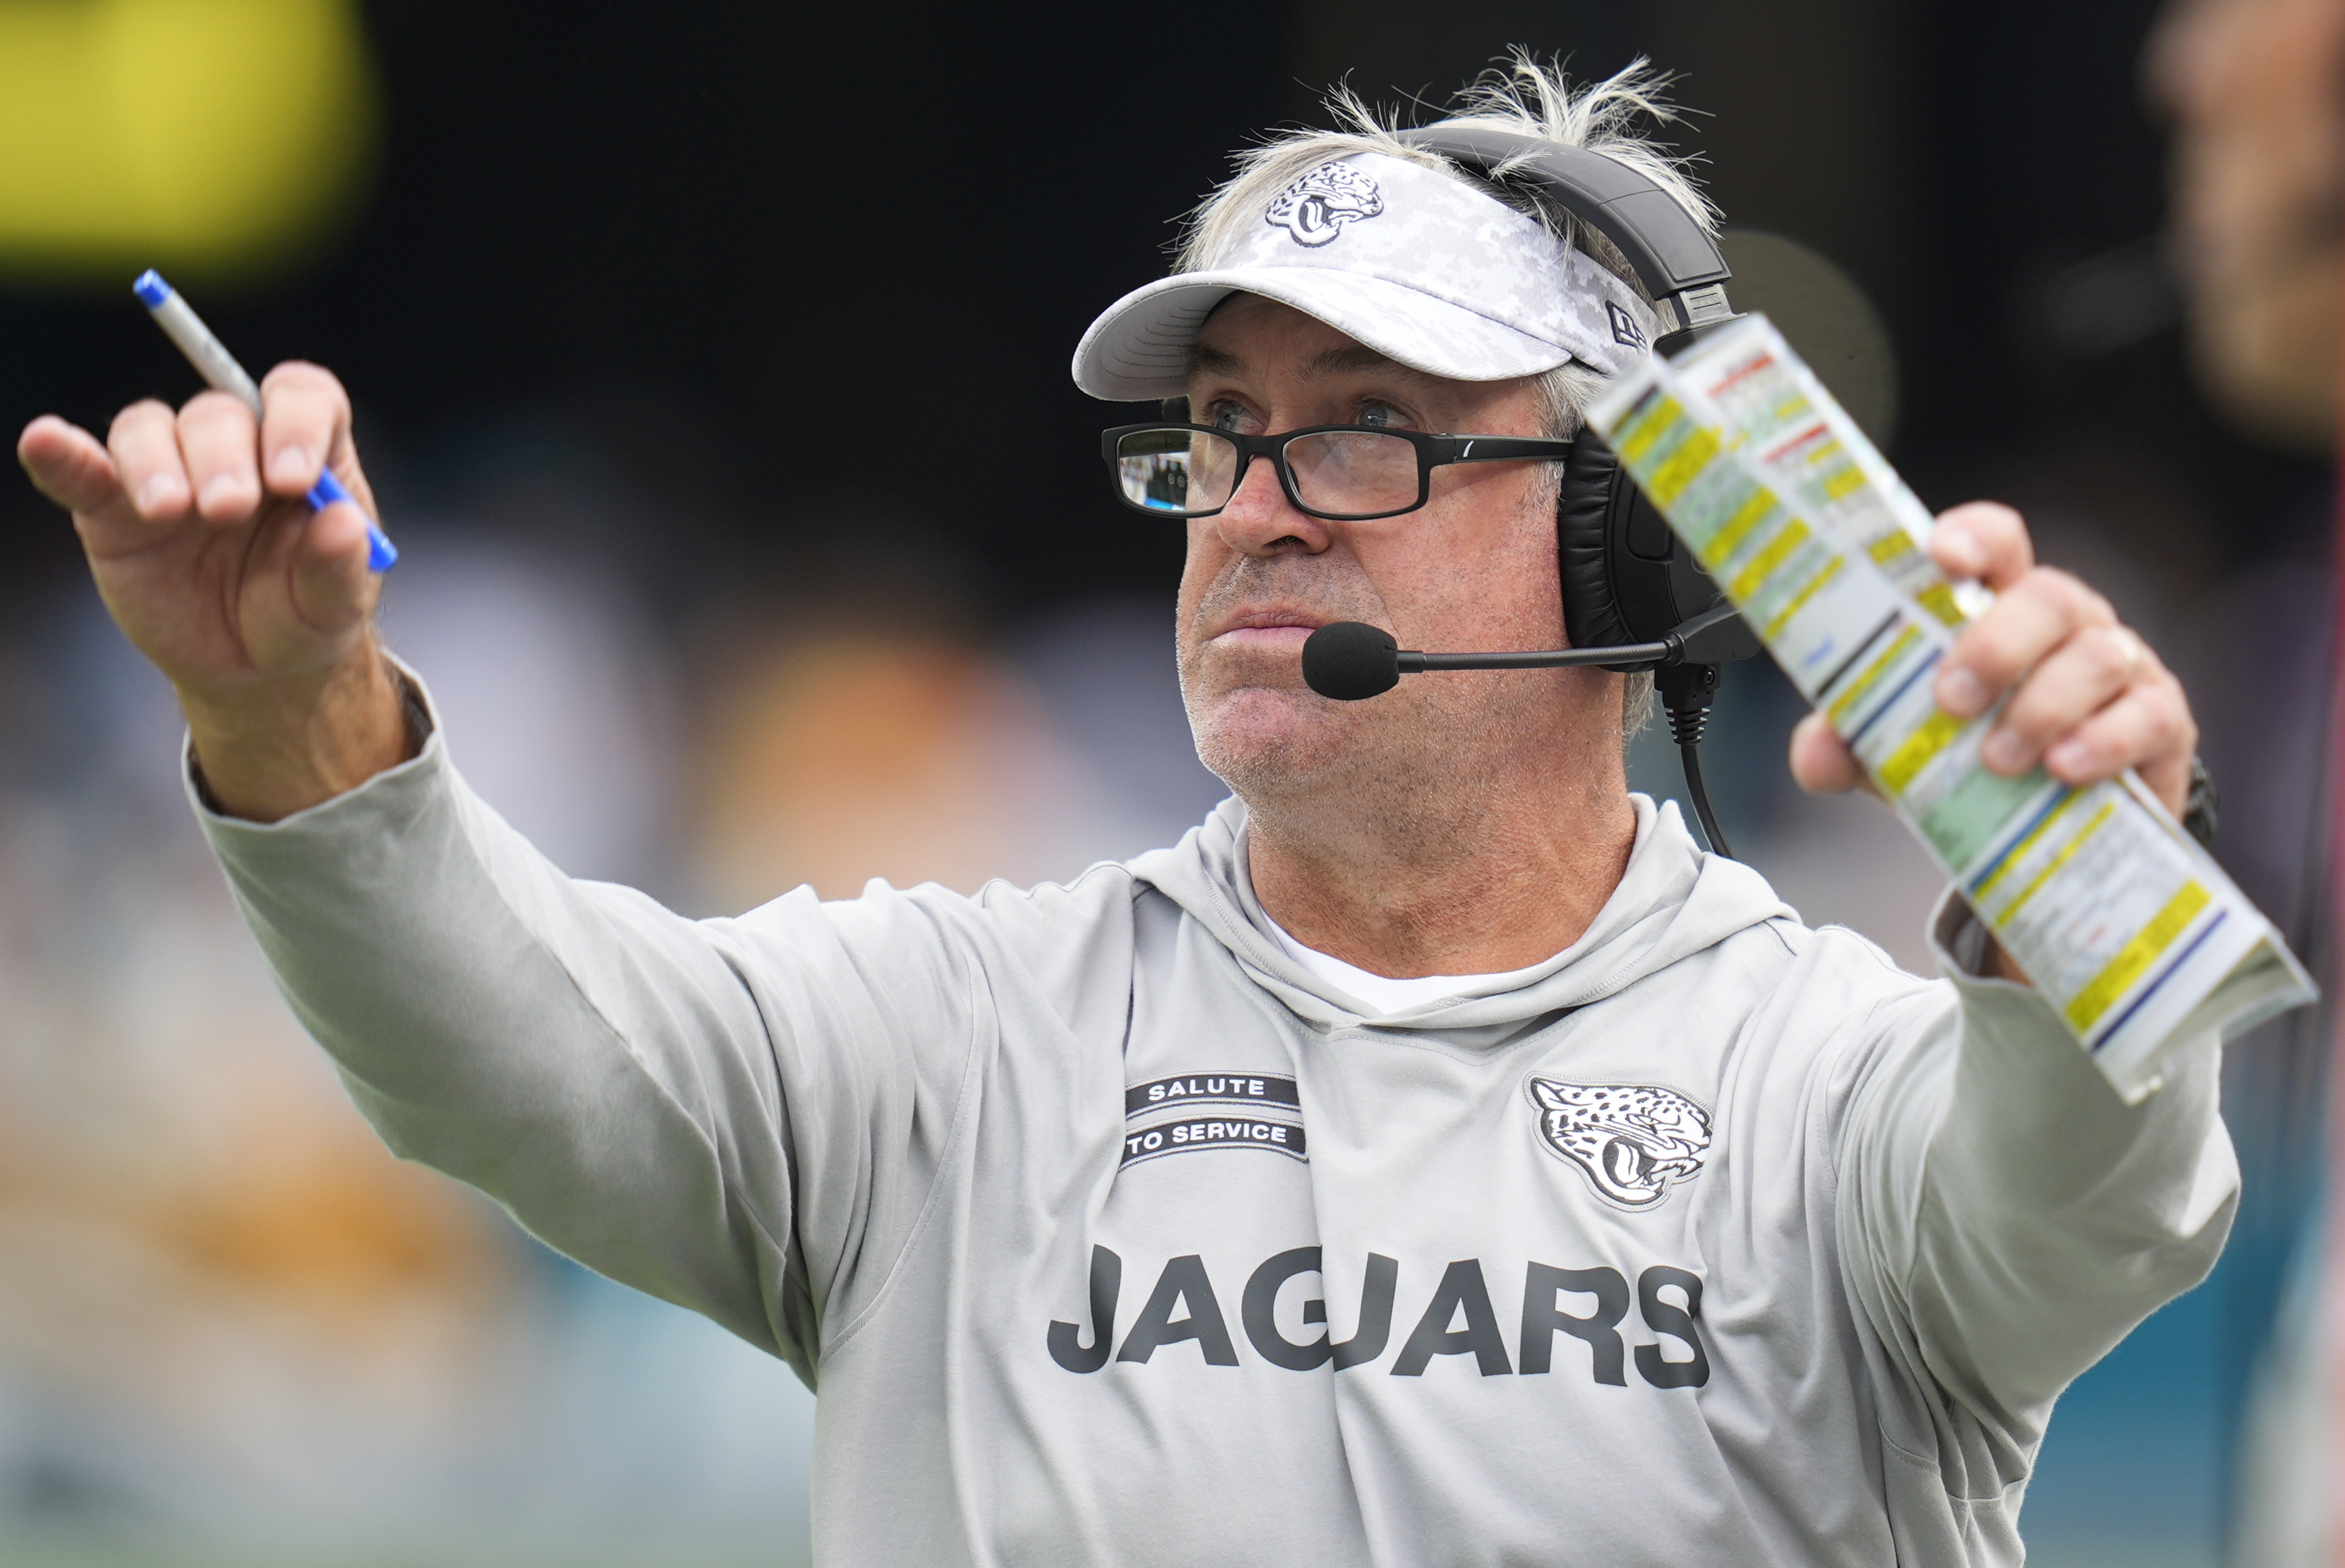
[0,1,2333,1565]
[3,0,2319,616]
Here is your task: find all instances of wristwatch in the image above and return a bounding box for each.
[2181,755,2218,850]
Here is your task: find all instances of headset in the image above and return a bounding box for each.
[1396,129,1750,656]
[1306,127,1764,855]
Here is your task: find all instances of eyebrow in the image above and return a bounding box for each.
[1186,343,1240,377]
[1303,343,1419,380]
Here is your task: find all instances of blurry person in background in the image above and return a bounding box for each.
[2153,0,2342,457]
[2145,0,2343,1561]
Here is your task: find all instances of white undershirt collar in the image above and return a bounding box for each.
[1265,919,1563,1014]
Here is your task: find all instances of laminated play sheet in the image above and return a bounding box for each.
[1587,314,2314,1102]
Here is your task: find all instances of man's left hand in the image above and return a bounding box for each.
[1790,501,2198,819]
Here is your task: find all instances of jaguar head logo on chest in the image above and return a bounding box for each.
[1526,1078,1713,1210]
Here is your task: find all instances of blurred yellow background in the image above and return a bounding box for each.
[0,0,376,279]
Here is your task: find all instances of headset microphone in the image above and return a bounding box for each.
[1301,604,1752,855]
[1299,622,1405,701]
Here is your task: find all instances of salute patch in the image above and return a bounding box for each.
[1121,1116,1307,1167]
[1125,1072,1299,1117]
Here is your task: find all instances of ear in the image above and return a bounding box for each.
[1530,1079,1568,1112]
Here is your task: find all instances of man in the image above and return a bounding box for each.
[2144,0,2343,1558]
[15,62,2225,1568]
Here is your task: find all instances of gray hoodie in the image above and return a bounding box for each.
[197,690,2237,1567]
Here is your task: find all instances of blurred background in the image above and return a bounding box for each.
[0,0,2337,1564]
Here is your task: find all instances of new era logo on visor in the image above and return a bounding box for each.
[1263,160,1385,248]
[1606,299,1648,350]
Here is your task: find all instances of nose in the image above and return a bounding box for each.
[1213,448,1332,559]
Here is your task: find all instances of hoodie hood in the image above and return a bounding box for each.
[1127,793,1795,1033]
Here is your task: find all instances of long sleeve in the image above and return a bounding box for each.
[1832,893,2240,1499]
[194,698,986,1388]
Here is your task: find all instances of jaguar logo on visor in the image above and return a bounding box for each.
[1263,161,1386,248]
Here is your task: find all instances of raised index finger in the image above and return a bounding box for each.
[256,362,354,499]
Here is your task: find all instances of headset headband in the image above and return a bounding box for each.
[1392,126,1736,344]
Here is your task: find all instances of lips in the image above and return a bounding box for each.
[1207,608,1327,641]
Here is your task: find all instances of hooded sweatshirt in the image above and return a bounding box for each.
[194,685,2237,1568]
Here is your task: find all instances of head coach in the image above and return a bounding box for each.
[17,59,2223,1568]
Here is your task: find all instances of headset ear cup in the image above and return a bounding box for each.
[1557,436,1634,651]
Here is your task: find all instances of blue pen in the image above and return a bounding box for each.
[132,269,397,573]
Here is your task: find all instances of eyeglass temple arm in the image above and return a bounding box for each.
[1440,436,1576,464]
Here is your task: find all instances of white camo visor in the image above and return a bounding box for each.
[1073,150,1662,401]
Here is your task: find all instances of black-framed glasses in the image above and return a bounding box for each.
[1100,422,1577,522]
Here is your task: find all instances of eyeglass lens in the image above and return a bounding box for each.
[1113,429,1422,518]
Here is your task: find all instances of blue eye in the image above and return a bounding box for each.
[1359,402,1400,429]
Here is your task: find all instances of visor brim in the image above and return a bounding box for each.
[1072,266,1583,401]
